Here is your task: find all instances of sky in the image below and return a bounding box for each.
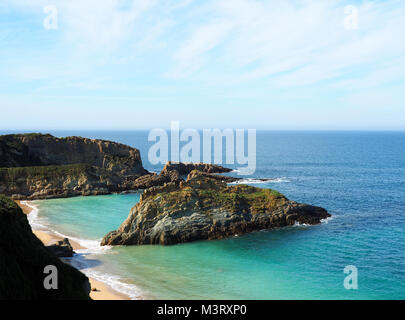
[0,0,404,130]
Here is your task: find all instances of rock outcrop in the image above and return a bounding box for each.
[0,195,90,299]
[46,238,75,258]
[128,162,237,190]
[130,169,181,189]
[101,170,330,246]
[178,170,240,183]
[0,132,243,200]
[0,133,239,200]
[0,133,146,176]
[0,133,148,199]
[0,164,137,200]
[161,161,232,175]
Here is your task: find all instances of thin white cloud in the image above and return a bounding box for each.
[60,0,158,50]
[4,0,161,50]
[169,20,234,77]
[2,0,405,91]
[168,0,405,90]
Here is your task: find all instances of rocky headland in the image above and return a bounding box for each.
[0,133,237,200]
[0,133,145,175]
[0,194,90,299]
[0,133,149,199]
[129,161,237,188]
[101,170,330,246]
[160,161,233,175]
[1,133,331,248]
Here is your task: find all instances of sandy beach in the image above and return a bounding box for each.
[16,200,130,300]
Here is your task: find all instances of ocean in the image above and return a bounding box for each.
[13,131,405,299]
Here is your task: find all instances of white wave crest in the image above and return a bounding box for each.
[22,201,108,254]
[68,256,144,300]
[229,177,290,185]
[292,221,310,227]
[22,200,143,299]
[21,201,44,229]
[321,216,334,224]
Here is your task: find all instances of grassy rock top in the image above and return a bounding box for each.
[0,133,146,176]
[153,170,287,215]
[0,133,150,199]
[101,170,330,246]
[162,162,232,175]
[0,164,94,181]
[0,194,21,216]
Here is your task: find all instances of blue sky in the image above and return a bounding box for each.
[0,0,404,130]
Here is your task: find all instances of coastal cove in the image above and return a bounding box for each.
[4,131,405,299]
[18,200,132,300]
[2,0,405,304]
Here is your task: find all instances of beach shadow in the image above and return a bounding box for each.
[61,252,103,271]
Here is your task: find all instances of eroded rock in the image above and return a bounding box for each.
[46,238,74,258]
[0,133,148,200]
[101,170,330,246]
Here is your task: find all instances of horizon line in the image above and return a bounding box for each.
[1,129,405,133]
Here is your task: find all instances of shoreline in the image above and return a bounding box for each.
[16,200,131,300]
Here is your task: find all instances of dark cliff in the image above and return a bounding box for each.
[0,133,145,176]
[0,133,148,199]
[0,195,91,299]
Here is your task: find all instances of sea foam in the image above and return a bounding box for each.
[22,200,143,300]
[228,177,290,185]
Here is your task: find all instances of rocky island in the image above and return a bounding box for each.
[101,170,330,246]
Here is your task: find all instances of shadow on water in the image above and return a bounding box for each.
[62,253,103,271]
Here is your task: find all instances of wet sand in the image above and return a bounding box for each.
[16,200,130,300]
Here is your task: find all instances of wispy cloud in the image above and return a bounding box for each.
[168,0,405,90]
[0,0,404,129]
[4,0,405,87]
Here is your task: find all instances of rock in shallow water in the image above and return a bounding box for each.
[101,170,331,246]
[0,195,90,299]
[46,238,75,258]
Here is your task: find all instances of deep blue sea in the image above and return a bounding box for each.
[5,130,404,299]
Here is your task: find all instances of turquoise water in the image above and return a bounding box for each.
[32,193,140,240]
[29,131,405,299]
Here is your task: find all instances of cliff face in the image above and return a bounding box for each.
[0,133,148,199]
[0,195,90,299]
[101,170,330,246]
[0,133,241,200]
[0,133,145,176]
[0,164,131,200]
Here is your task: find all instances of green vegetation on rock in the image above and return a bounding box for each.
[0,133,148,199]
[0,164,93,182]
[160,184,287,215]
[101,170,330,246]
